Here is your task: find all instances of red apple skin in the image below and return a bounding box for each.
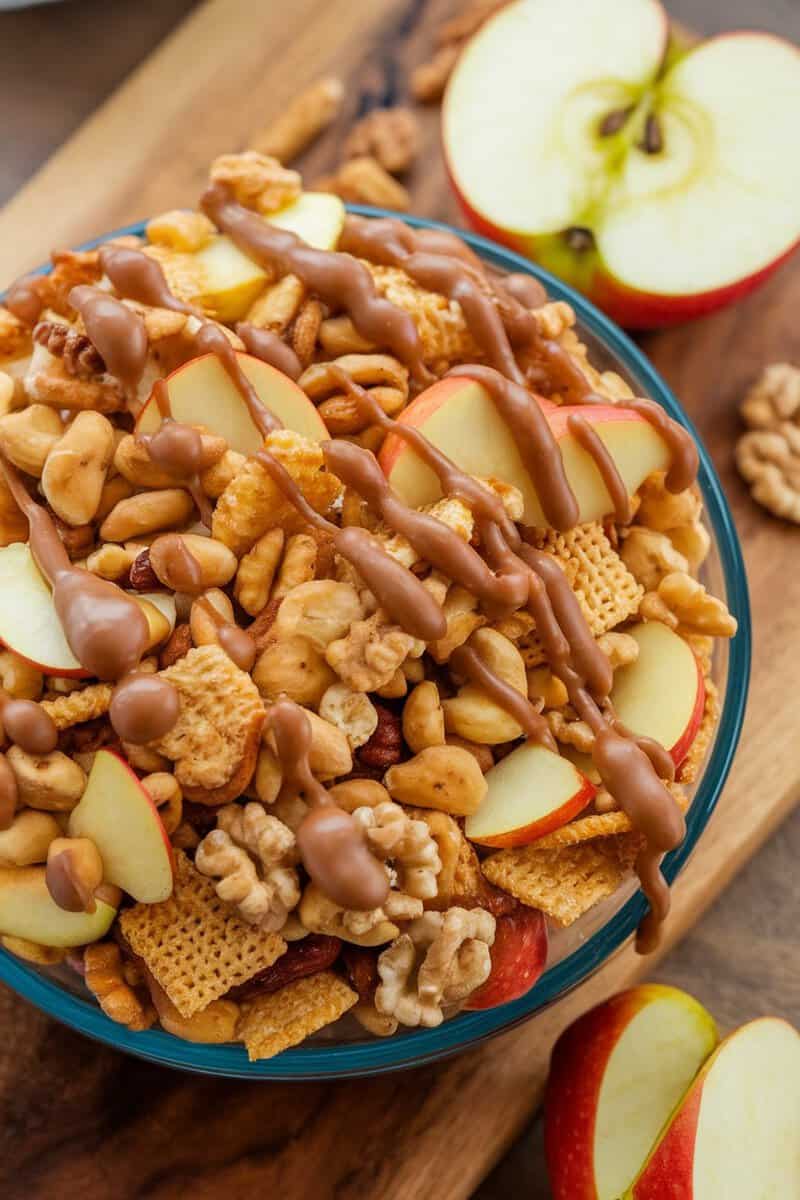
[450,173,800,332]
[672,656,705,774]
[0,643,90,680]
[544,985,675,1200]
[464,907,547,1010]
[473,774,596,850]
[98,749,175,886]
[628,1082,702,1199]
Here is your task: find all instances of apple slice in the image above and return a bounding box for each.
[445,0,800,327]
[266,191,345,250]
[136,351,329,454]
[466,741,595,848]
[610,621,704,770]
[133,592,177,650]
[464,907,547,1010]
[627,1017,800,1199]
[0,542,87,677]
[68,749,173,903]
[545,984,718,1200]
[0,865,117,947]
[378,376,670,526]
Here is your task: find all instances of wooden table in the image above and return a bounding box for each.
[0,2,798,1197]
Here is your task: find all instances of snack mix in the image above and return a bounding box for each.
[0,149,735,1059]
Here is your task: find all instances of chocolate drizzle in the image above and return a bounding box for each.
[68,286,148,405]
[201,183,431,385]
[138,381,212,526]
[193,322,282,436]
[195,597,257,672]
[267,699,390,910]
[450,644,555,751]
[0,691,57,755]
[5,276,43,326]
[109,672,181,744]
[237,322,302,381]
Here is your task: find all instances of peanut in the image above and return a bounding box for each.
[443,629,528,744]
[526,666,568,710]
[263,707,352,780]
[0,404,63,476]
[99,488,194,542]
[41,411,115,525]
[444,735,494,774]
[328,778,390,813]
[384,745,487,816]
[149,533,237,592]
[114,429,227,488]
[45,836,104,912]
[189,588,234,648]
[6,746,87,811]
[402,681,445,754]
[95,475,134,523]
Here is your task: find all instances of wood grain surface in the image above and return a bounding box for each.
[0,2,798,1198]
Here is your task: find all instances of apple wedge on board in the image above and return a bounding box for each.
[545,985,719,1200]
[444,0,800,327]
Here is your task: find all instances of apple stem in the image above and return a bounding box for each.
[597,105,634,138]
[563,226,595,254]
[640,112,663,155]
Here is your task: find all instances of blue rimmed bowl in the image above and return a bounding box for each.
[0,210,750,1079]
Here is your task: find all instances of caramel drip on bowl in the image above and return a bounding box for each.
[267,699,389,910]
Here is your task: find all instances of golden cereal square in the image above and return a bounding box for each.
[120,851,286,1018]
[238,971,358,1060]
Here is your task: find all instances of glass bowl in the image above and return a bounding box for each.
[0,209,751,1079]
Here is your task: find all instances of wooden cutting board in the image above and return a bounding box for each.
[0,2,798,1197]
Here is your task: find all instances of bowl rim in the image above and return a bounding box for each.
[0,208,751,1079]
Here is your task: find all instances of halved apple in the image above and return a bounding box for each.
[610,620,704,769]
[68,749,173,903]
[627,1017,800,1199]
[0,542,87,677]
[445,0,800,328]
[0,865,117,947]
[464,906,548,1010]
[136,352,328,454]
[378,375,670,526]
[465,741,595,848]
[545,984,718,1200]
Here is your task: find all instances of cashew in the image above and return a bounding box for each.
[0,810,61,866]
[443,629,528,744]
[0,649,43,700]
[95,475,134,523]
[149,533,237,592]
[328,778,391,813]
[0,404,63,476]
[99,488,194,542]
[253,634,336,709]
[375,668,407,699]
[234,528,285,616]
[141,772,183,835]
[402,681,445,754]
[263,708,352,780]
[41,411,115,525]
[444,735,494,774]
[0,372,15,419]
[6,746,87,811]
[384,745,487,816]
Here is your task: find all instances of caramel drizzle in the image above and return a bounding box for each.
[236,322,302,381]
[201,183,431,385]
[108,672,182,745]
[267,699,390,910]
[567,412,632,525]
[5,276,44,326]
[0,690,57,756]
[0,454,179,744]
[67,285,148,406]
[140,381,213,527]
[450,645,555,750]
[195,596,257,673]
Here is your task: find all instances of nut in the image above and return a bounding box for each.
[271,534,319,600]
[443,629,528,744]
[210,151,302,214]
[620,525,689,590]
[318,682,378,749]
[328,778,391,813]
[86,542,141,582]
[353,801,442,900]
[274,580,364,650]
[99,488,194,543]
[45,835,104,912]
[317,157,410,211]
[402,681,445,754]
[384,745,487,816]
[326,612,415,693]
[657,571,738,638]
[149,533,237,592]
[0,649,43,700]
[264,708,352,781]
[0,404,63,476]
[1,935,66,965]
[299,880,417,947]
[158,622,193,669]
[444,735,494,774]
[253,635,336,709]
[254,744,283,805]
[253,76,344,163]
[141,772,183,835]
[343,107,420,175]
[189,587,234,648]
[114,429,226,489]
[358,704,403,769]
[597,631,639,671]
[6,746,87,811]
[84,942,155,1032]
[526,666,568,710]
[96,474,134,523]
[0,810,61,866]
[200,448,245,498]
[41,411,115,525]
[146,209,216,253]
[374,668,407,699]
[234,528,285,616]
